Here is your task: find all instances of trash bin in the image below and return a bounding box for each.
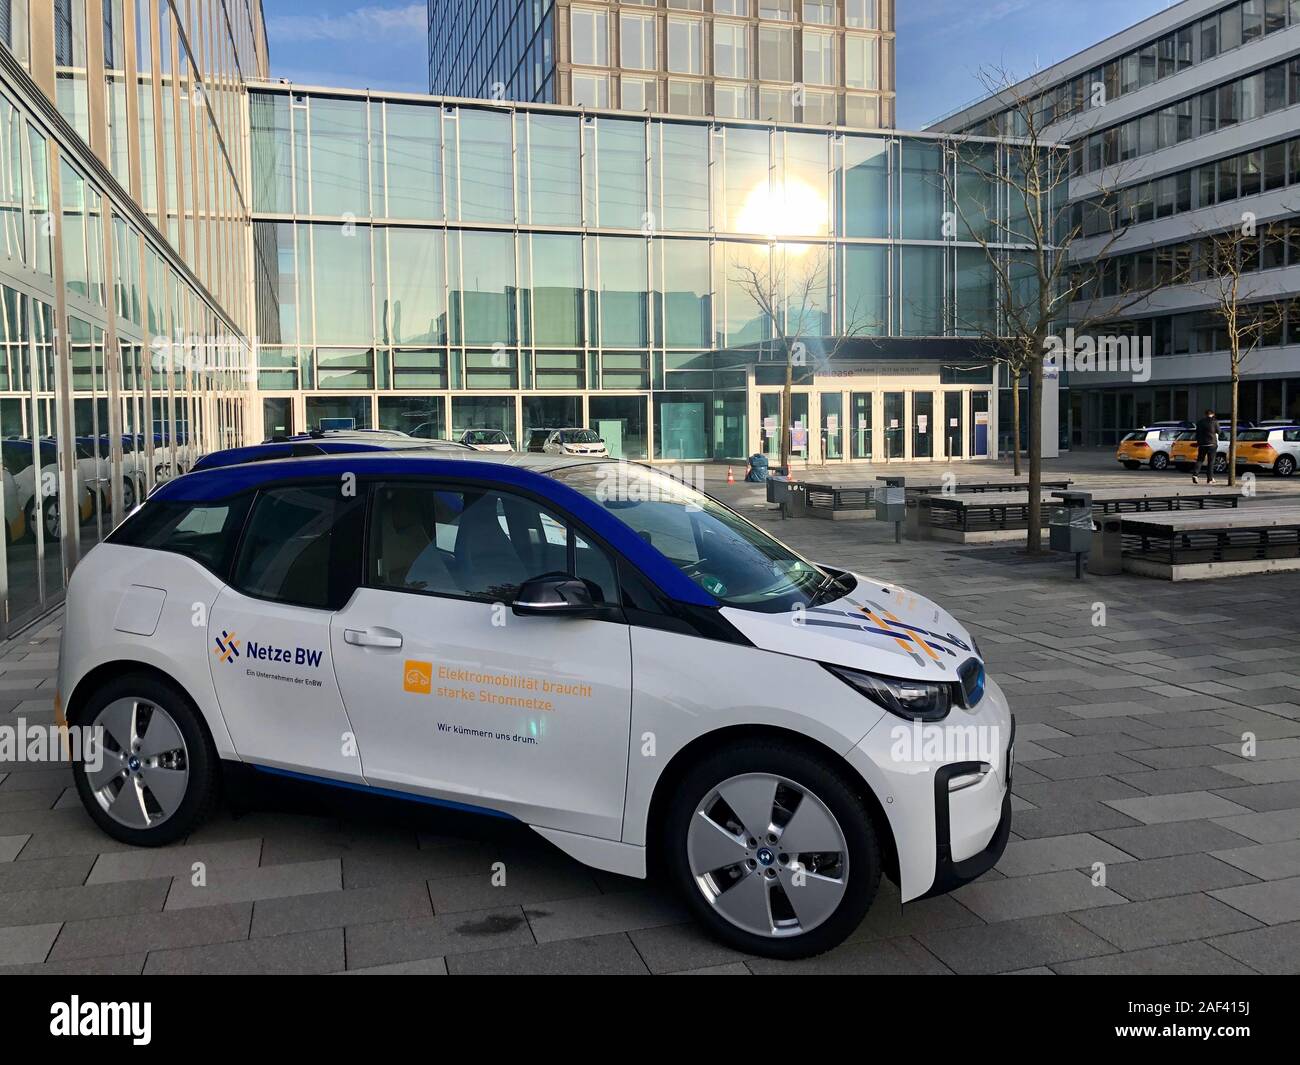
[875,477,906,523]
[1088,515,1124,576]
[1049,490,1094,578]
[767,477,808,518]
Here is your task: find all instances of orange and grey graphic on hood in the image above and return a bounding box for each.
[804,599,973,670]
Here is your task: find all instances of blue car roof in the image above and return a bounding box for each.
[190,440,391,471]
[150,453,716,608]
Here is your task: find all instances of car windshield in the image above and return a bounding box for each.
[465,430,508,445]
[1238,430,1271,442]
[555,464,850,612]
[559,429,600,444]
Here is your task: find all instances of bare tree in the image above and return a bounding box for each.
[944,63,1183,553]
[730,243,878,469]
[1187,220,1291,485]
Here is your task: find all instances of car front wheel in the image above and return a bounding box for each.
[71,673,219,846]
[665,741,881,959]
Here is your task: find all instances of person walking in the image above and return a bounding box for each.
[1191,408,1220,485]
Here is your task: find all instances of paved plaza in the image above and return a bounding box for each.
[2,451,1299,974]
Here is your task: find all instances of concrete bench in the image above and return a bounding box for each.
[801,480,879,520]
[903,478,1073,496]
[1117,506,1300,580]
[919,486,1243,544]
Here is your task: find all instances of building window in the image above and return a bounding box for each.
[570,7,608,67]
[668,79,706,116]
[668,17,703,74]
[714,21,749,79]
[845,93,879,128]
[572,73,609,108]
[620,12,656,71]
[714,83,752,119]
[803,0,835,26]
[802,29,835,86]
[802,90,836,125]
[621,76,656,112]
[758,87,795,122]
[845,34,878,90]
[667,0,704,8]
[845,0,878,29]
[758,0,794,21]
[758,25,793,82]
[715,0,749,14]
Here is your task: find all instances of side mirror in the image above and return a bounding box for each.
[513,573,599,618]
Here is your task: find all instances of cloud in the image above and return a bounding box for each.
[266,3,426,44]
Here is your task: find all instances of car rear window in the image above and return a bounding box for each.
[1238,430,1270,442]
[107,495,253,576]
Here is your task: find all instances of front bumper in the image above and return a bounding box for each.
[845,679,1014,902]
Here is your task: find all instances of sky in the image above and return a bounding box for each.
[262,0,1181,126]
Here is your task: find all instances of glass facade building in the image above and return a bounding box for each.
[250,85,1020,467]
[0,1,266,634]
[427,0,896,129]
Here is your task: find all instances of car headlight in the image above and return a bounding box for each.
[825,664,954,722]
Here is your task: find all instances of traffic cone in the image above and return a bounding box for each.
[727,466,735,485]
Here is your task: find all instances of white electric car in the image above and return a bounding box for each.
[56,453,1012,958]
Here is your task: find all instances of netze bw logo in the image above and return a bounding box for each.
[213,630,240,663]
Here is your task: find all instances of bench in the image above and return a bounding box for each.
[919,486,1243,544]
[801,480,879,520]
[1117,506,1300,580]
[903,478,1073,496]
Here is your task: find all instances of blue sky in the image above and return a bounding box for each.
[262,0,1179,125]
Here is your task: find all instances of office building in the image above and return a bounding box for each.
[0,1,267,633]
[934,0,1300,447]
[427,0,896,128]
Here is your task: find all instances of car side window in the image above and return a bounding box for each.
[108,495,253,575]
[1285,430,1300,443]
[368,482,618,605]
[231,484,365,610]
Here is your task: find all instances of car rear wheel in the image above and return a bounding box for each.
[1150,452,1169,471]
[1213,453,1229,475]
[71,673,219,846]
[665,742,880,959]
[1275,455,1296,478]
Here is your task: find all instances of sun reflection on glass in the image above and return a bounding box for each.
[736,178,828,240]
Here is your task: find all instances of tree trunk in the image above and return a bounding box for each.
[1228,359,1240,487]
[780,346,793,472]
[1010,375,1022,477]
[1026,357,1044,555]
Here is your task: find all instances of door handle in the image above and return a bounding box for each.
[344,628,403,649]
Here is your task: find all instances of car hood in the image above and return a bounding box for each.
[719,572,978,681]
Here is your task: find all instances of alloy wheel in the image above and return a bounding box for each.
[686,772,849,939]
[86,697,190,829]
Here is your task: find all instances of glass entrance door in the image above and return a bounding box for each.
[760,393,809,464]
[883,392,905,460]
[944,392,963,460]
[850,392,872,460]
[970,391,991,458]
[913,391,934,459]
[820,393,844,461]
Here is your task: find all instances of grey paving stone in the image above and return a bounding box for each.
[49,904,252,961]
[626,921,754,974]
[1010,801,1143,839]
[337,956,448,974]
[0,833,26,861]
[0,788,65,813]
[1211,808,1300,844]
[0,953,145,976]
[1212,781,1300,812]
[0,853,93,893]
[1103,853,1259,901]
[0,877,169,928]
[916,914,1118,975]
[525,887,688,944]
[425,860,602,915]
[0,922,60,965]
[1072,894,1261,951]
[1208,921,1300,974]
[995,833,1137,877]
[8,826,139,861]
[1211,840,1300,880]
[1050,941,1255,975]
[251,882,433,938]
[1096,819,1256,859]
[1216,757,1300,785]
[448,932,651,975]
[1209,877,1300,925]
[340,843,500,888]
[1035,733,1149,757]
[86,839,263,885]
[749,933,953,975]
[144,927,344,975]
[1105,791,1252,825]
[1115,766,1250,795]
[953,869,1124,923]
[163,858,341,911]
[676,962,752,975]
[1012,777,1146,809]
[345,906,535,969]
[862,888,984,939]
[1028,753,1151,781]
[1126,746,1249,770]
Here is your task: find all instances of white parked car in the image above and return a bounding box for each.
[1234,425,1300,477]
[457,428,514,452]
[543,428,608,457]
[56,453,1012,958]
